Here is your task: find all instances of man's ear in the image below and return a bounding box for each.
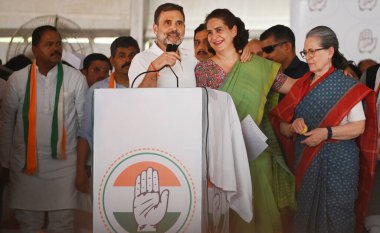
[284,41,292,52]
[32,45,36,56]
[81,69,87,76]
[109,56,115,67]
[153,24,158,36]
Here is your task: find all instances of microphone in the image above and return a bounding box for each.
[166,44,179,53]
[166,44,179,87]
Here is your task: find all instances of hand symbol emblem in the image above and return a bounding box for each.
[308,0,327,11]
[134,167,169,232]
[359,0,377,10]
[208,187,227,232]
[358,29,377,53]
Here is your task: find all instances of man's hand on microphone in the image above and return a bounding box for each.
[137,52,181,88]
[152,52,181,70]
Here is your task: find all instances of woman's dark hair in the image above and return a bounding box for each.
[205,9,249,52]
[348,61,362,78]
[306,26,349,70]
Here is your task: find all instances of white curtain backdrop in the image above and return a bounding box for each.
[291,0,379,63]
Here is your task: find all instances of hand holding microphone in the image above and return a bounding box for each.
[131,44,180,88]
[151,44,180,70]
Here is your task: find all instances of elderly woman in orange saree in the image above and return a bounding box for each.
[270,26,377,233]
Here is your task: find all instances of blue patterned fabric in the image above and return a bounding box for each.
[293,70,360,233]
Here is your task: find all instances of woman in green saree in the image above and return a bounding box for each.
[195,8,296,233]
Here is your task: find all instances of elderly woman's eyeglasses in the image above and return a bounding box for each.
[300,48,326,59]
[261,41,288,54]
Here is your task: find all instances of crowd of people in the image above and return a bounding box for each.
[0,2,379,233]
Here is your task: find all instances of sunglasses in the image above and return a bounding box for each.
[262,41,287,54]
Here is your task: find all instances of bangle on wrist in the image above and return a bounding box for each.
[150,63,160,77]
[326,126,332,139]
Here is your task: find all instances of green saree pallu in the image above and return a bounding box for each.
[220,56,296,233]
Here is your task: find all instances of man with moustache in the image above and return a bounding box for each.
[75,36,140,194]
[194,23,214,61]
[129,3,198,88]
[0,25,88,232]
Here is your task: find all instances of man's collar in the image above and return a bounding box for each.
[285,56,301,71]
[150,41,164,56]
[36,63,59,76]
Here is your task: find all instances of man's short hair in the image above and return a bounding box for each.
[32,25,60,46]
[110,36,140,57]
[154,3,185,25]
[82,53,111,70]
[260,24,296,50]
[194,23,206,38]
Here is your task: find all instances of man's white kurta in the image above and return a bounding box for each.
[129,42,198,88]
[0,64,88,210]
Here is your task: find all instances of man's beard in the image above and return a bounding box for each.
[157,31,183,46]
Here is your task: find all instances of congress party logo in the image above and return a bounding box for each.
[98,149,196,232]
[359,0,377,10]
[358,29,377,53]
[207,181,228,233]
[308,0,327,11]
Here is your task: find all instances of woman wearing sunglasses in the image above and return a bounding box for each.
[270,26,377,233]
[195,8,298,233]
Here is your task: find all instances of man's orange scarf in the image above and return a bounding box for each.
[22,61,66,175]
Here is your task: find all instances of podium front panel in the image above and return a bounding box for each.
[93,88,204,233]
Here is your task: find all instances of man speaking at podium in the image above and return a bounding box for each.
[129,3,198,88]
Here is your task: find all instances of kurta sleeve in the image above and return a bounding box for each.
[0,74,20,168]
[74,73,88,135]
[78,85,95,149]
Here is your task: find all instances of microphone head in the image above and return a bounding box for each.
[166,44,178,52]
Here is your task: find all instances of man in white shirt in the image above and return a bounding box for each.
[0,25,88,232]
[129,3,198,88]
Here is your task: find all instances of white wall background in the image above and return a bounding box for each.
[1,0,378,65]
[0,0,290,63]
[291,0,379,64]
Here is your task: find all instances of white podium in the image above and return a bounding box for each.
[92,88,252,233]
[93,88,206,233]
